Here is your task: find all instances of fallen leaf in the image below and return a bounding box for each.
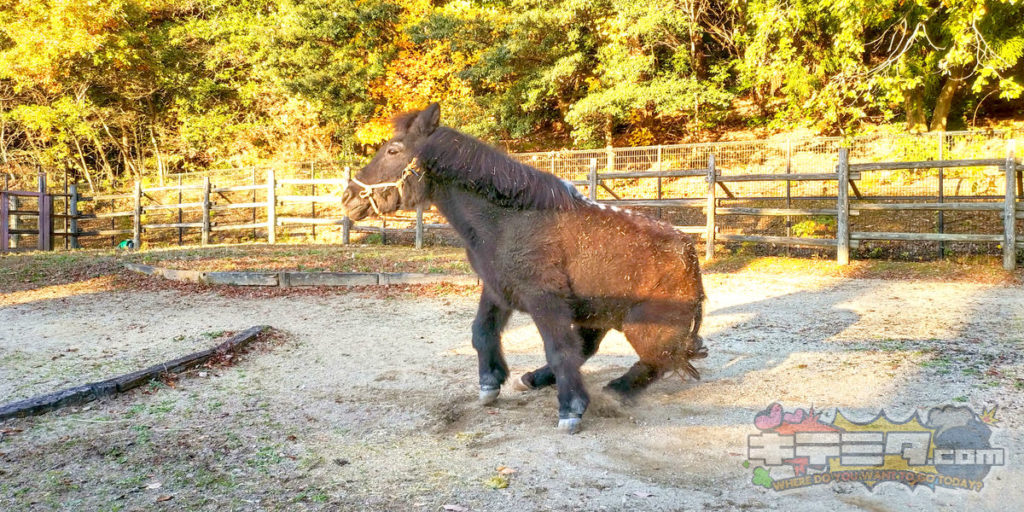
[442,505,469,512]
[145,482,162,490]
[496,466,516,475]
[156,495,173,502]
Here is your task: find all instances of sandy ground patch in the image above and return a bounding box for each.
[1,271,1022,510]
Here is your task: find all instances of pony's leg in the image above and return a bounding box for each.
[526,296,589,433]
[472,293,513,404]
[607,300,701,398]
[518,326,606,390]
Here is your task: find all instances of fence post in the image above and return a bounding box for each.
[705,154,716,260]
[310,161,317,240]
[342,166,351,245]
[656,145,663,219]
[69,184,79,249]
[177,175,184,246]
[0,192,7,253]
[606,145,614,172]
[836,148,851,265]
[938,131,945,259]
[785,140,792,252]
[201,176,211,246]
[37,172,48,251]
[414,204,425,249]
[1004,141,1017,271]
[9,194,19,249]
[266,168,276,244]
[588,158,598,201]
[132,180,142,250]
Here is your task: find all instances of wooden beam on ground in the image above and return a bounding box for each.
[0,326,270,421]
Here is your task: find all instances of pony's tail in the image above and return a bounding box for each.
[679,243,707,380]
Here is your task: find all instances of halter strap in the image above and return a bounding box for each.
[349,158,422,216]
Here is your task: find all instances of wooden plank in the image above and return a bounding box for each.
[597,169,707,179]
[716,172,860,183]
[674,226,706,235]
[277,216,348,225]
[277,178,349,185]
[601,198,706,208]
[88,211,136,219]
[211,222,267,232]
[145,202,204,211]
[8,229,39,235]
[849,159,1003,171]
[210,202,267,211]
[837,148,850,265]
[82,193,133,201]
[851,232,1003,242]
[717,233,838,247]
[145,222,203,230]
[851,202,1004,211]
[212,184,265,193]
[276,195,342,203]
[78,228,134,237]
[716,207,839,216]
[0,326,268,421]
[142,184,204,193]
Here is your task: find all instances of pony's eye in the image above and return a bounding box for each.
[386,147,400,156]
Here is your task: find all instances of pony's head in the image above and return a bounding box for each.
[342,103,439,221]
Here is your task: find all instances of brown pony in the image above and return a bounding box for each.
[342,103,706,433]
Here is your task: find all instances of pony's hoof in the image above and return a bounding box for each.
[556,417,582,434]
[478,387,500,405]
[511,375,534,392]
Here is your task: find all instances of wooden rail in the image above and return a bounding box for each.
[44,144,1021,270]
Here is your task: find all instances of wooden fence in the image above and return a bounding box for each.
[5,142,1022,270]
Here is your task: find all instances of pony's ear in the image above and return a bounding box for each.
[409,102,440,137]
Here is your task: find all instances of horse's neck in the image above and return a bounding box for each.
[430,187,501,257]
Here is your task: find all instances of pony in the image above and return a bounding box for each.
[342,103,706,433]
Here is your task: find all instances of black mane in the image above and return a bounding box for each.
[420,127,587,210]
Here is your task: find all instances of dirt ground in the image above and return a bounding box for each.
[1,269,1023,511]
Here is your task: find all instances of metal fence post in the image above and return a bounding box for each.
[606,145,614,172]
[266,168,276,244]
[837,148,851,265]
[1005,140,1017,271]
[201,176,211,246]
[132,180,142,249]
[588,158,598,201]
[705,154,716,260]
[69,184,79,249]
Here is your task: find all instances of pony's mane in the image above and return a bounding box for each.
[419,127,586,210]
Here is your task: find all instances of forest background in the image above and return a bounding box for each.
[1,0,1022,190]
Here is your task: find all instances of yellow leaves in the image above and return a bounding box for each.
[355,118,394,145]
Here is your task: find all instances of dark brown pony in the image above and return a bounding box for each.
[342,103,706,433]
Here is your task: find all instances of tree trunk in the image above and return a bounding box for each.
[904,86,928,133]
[929,67,967,132]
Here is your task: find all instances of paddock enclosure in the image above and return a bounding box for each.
[4,130,1023,267]
[1,269,1022,510]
